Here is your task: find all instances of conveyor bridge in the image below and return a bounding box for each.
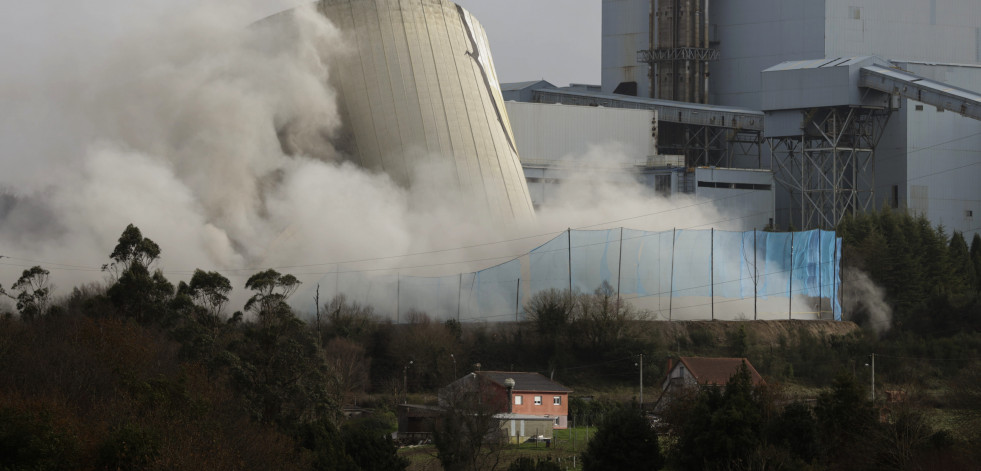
[859,65,981,121]
[531,88,764,169]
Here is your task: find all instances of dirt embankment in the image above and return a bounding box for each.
[639,319,861,349]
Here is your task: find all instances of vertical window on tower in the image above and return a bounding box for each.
[892,185,899,209]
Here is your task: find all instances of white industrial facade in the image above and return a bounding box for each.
[503,99,773,231]
[504,101,658,165]
[503,100,683,209]
[694,167,774,231]
[602,0,981,236]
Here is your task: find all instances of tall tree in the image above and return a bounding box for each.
[970,233,981,294]
[814,372,879,469]
[187,269,232,320]
[766,401,818,464]
[0,266,51,320]
[244,269,301,319]
[103,224,161,277]
[103,224,173,324]
[671,362,765,470]
[949,231,975,296]
[432,380,508,471]
[581,406,663,471]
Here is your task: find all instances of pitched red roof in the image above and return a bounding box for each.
[676,357,765,387]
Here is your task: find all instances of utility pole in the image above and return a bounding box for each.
[669,228,676,321]
[515,278,520,322]
[568,228,573,293]
[314,284,322,349]
[403,360,413,404]
[789,231,795,320]
[638,354,644,408]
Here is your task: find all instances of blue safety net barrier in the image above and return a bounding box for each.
[296,228,841,323]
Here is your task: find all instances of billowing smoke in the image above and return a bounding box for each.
[0,1,399,290]
[841,267,892,333]
[0,1,730,314]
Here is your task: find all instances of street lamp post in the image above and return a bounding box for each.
[450,353,457,380]
[403,360,413,404]
[866,353,875,404]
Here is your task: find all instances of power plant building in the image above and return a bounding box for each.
[598,0,981,235]
[290,0,841,322]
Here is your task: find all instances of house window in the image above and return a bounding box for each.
[514,395,523,405]
[534,396,542,406]
[553,396,561,405]
[554,418,560,426]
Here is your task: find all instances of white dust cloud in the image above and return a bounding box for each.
[842,267,893,333]
[0,1,730,316]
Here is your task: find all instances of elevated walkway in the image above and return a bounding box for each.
[524,88,764,168]
[530,88,764,132]
[860,65,981,121]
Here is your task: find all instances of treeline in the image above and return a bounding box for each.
[838,209,981,335]
[583,364,977,471]
[5,212,981,469]
[0,224,407,470]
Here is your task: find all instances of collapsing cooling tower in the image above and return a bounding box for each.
[317,0,535,221]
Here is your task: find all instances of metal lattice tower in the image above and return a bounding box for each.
[769,106,891,230]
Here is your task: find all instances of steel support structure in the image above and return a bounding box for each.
[658,122,763,170]
[769,106,891,230]
[638,47,720,63]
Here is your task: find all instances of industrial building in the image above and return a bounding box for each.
[593,0,981,234]
[289,0,847,322]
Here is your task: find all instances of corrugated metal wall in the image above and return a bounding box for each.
[319,0,534,221]
[504,101,656,163]
[899,63,981,236]
[825,0,981,65]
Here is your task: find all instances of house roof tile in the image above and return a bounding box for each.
[677,357,765,387]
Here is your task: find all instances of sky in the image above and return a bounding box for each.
[247,0,602,87]
[452,0,601,86]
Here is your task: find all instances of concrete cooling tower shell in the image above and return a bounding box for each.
[318,0,535,221]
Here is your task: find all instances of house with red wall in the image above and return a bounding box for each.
[441,371,573,429]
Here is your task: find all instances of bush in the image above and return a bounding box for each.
[581,406,663,471]
[0,406,79,471]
